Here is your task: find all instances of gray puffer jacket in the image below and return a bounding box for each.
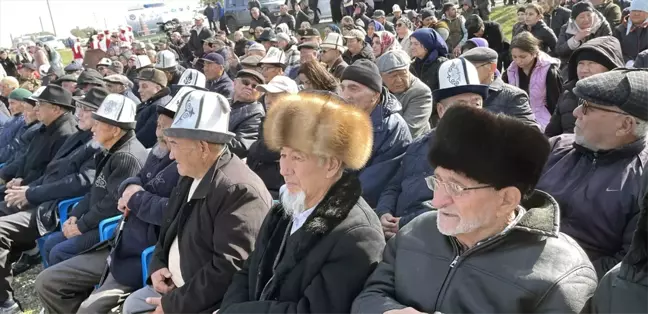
[352,190,598,313]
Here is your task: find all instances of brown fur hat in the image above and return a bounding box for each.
[264,91,373,170]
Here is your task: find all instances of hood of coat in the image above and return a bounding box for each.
[564,10,606,35]
[513,189,560,237]
[410,28,449,63]
[567,36,624,82]
[619,195,648,284]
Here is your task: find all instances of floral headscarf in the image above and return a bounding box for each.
[372,31,402,57]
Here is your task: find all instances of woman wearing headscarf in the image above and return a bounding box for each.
[366,20,385,44]
[372,31,402,58]
[409,27,449,125]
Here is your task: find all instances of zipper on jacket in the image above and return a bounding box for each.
[449,256,459,268]
[432,239,460,310]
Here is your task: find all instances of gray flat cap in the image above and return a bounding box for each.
[460,47,498,63]
[376,50,411,73]
[573,68,648,120]
[103,74,134,89]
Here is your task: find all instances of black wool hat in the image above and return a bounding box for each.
[73,87,109,110]
[571,1,595,19]
[35,85,75,109]
[340,59,383,93]
[428,106,550,198]
[575,49,617,72]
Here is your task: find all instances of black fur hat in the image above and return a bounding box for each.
[428,106,550,198]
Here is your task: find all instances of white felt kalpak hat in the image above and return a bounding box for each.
[155,50,178,70]
[134,55,152,70]
[432,57,489,103]
[158,85,205,118]
[178,69,206,88]
[92,94,137,130]
[163,90,235,144]
[259,47,287,66]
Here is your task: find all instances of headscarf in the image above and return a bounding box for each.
[410,28,449,62]
[327,24,341,34]
[468,38,489,47]
[373,31,402,56]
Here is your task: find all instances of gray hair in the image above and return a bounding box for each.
[633,118,648,138]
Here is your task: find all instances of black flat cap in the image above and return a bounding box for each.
[236,69,265,84]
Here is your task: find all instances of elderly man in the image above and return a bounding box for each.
[342,29,376,64]
[201,53,234,98]
[0,88,41,166]
[64,62,84,75]
[247,76,298,198]
[0,85,78,192]
[77,69,106,93]
[353,105,598,313]
[96,58,112,77]
[276,4,296,31]
[42,94,148,266]
[340,60,411,207]
[247,43,267,58]
[277,33,301,79]
[122,90,271,314]
[320,33,348,80]
[105,61,124,76]
[104,74,140,103]
[250,7,272,36]
[377,50,432,139]
[536,68,648,278]
[0,85,26,151]
[241,55,262,72]
[374,10,396,33]
[35,96,179,313]
[219,91,385,314]
[461,47,539,127]
[188,14,213,59]
[259,47,287,83]
[374,58,489,238]
[135,68,172,148]
[56,74,79,94]
[228,70,265,159]
[155,50,185,86]
[298,42,319,65]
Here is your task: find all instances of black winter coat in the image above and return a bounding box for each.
[614,18,648,63]
[296,8,315,28]
[555,12,612,68]
[220,172,386,314]
[207,72,234,98]
[528,20,558,53]
[110,150,179,289]
[545,36,624,137]
[342,42,376,64]
[0,113,77,185]
[246,121,282,199]
[250,14,273,33]
[228,100,265,159]
[410,55,448,126]
[135,89,172,149]
[484,77,539,129]
[147,148,272,314]
[70,131,148,234]
[0,58,18,78]
[27,130,100,235]
[544,7,571,40]
[189,26,213,58]
[276,14,296,31]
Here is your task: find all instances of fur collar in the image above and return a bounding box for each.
[513,190,560,237]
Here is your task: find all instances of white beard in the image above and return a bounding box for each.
[280,189,306,218]
[151,142,169,158]
[436,209,489,236]
[88,139,102,149]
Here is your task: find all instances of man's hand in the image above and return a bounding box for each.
[151,267,176,294]
[573,28,591,41]
[385,307,428,314]
[62,221,81,239]
[380,213,401,238]
[453,46,462,58]
[5,186,28,208]
[118,184,143,212]
[6,178,23,189]
[146,297,164,314]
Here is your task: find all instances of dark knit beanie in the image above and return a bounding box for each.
[576,49,617,71]
[571,2,595,19]
[340,60,383,93]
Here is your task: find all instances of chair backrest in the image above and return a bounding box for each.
[98,215,123,242]
[141,246,156,287]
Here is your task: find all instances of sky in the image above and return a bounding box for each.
[0,0,199,48]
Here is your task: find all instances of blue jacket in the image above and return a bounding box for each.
[213,3,224,21]
[0,114,25,154]
[536,134,648,278]
[207,72,234,99]
[359,88,412,207]
[375,129,435,227]
[111,150,179,289]
[123,89,141,104]
[0,121,40,164]
[135,89,172,149]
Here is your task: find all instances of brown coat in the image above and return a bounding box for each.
[147,147,272,313]
[329,56,348,80]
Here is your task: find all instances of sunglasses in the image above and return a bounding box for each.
[239,78,258,89]
[578,99,632,116]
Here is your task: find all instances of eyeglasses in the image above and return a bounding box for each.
[239,78,258,89]
[578,99,632,116]
[396,23,404,27]
[425,175,492,197]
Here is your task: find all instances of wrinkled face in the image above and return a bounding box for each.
[62,81,78,93]
[0,83,14,97]
[320,48,339,64]
[347,38,363,54]
[517,11,526,23]
[76,104,96,131]
[409,37,428,59]
[576,11,594,29]
[91,120,119,147]
[156,114,173,150]
[525,9,542,26]
[431,167,499,237]
[469,62,495,84]
[260,64,282,82]
[573,100,631,150]
[203,61,223,80]
[22,103,37,124]
[138,80,161,102]
[8,99,24,115]
[381,69,410,94]
[279,146,329,197]
[106,82,125,94]
[167,137,202,176]
[511,48,536,69]
[340,80,379,113]
[372,37,383,57]
[438,93,484,117]
[300,48,318,64]
[576,60,608,80]
[630,10,648,25]
[234,77,261,102]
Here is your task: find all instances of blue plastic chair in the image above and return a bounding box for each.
[98,215,122,242]
[38,196,85,267]
[141,246,155,287]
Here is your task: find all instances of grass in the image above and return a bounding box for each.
[490,5,520,41]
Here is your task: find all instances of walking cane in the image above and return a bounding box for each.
[98,207,130,286]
